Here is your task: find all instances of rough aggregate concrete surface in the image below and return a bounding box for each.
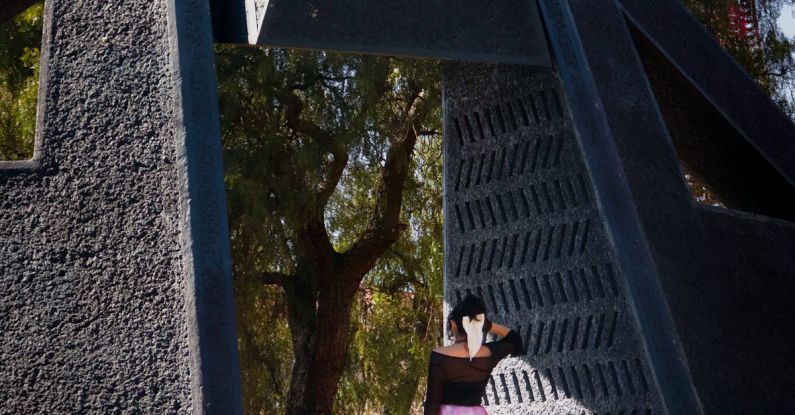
[0,0,195,412]
[442,63,663,414]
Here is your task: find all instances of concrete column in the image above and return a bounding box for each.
[0,0,242,413]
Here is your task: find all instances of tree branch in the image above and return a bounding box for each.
[296,217,338,278]
[261,271,292,287]
[281,90,349,215]
[342,93,422,280]
[290,74,353,91]
[416,129,439,137]
[283,92,332,143]
[280,91,340,274]
[315,150,349,214]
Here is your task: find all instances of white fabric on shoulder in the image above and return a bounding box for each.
[462,313,485,361]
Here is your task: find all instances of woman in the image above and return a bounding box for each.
[423,294,523,415]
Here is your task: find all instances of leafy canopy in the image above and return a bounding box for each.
[0,2,42,160]
[216,45,443,414]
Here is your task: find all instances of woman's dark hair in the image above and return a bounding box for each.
[448,294,487,338]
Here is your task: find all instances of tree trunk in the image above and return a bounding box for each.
[284,271,319,414]
[283,111,420,414]
[285,270,361,415]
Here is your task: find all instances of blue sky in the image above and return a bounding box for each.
[778,4,795,38]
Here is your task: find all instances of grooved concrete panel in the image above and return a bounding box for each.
[0,0,241,412]
[442,63,664,414]
[257,0,551,65]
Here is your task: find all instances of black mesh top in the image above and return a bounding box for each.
[423,330,523,414]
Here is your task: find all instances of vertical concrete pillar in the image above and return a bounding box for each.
[0,0,242,413]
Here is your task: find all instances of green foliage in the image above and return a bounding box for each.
[335,129,444,415]
[216,45,443,414]
[235,280,293,412]
[0,2,42,160]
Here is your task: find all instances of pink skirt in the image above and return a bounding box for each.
[439,405,488,415]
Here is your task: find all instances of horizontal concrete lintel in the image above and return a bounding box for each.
[251,0,552,66]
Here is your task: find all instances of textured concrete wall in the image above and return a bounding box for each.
[443,63,664,414]
[688,207,795,413]
[0,0,241,413]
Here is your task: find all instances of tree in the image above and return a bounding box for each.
[756,0,795,116]
[334,130,444,414]
[683,0,795,118]
[216,46,441,414]
[0,0,39,26]
[0,2,41,161]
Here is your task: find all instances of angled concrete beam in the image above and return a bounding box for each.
[618,0,795,188]
[536,0,705,413]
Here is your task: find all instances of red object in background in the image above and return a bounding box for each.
[728,0,761,43]
[708,0,762,48]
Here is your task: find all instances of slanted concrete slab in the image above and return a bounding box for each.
[559,0,795,413]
